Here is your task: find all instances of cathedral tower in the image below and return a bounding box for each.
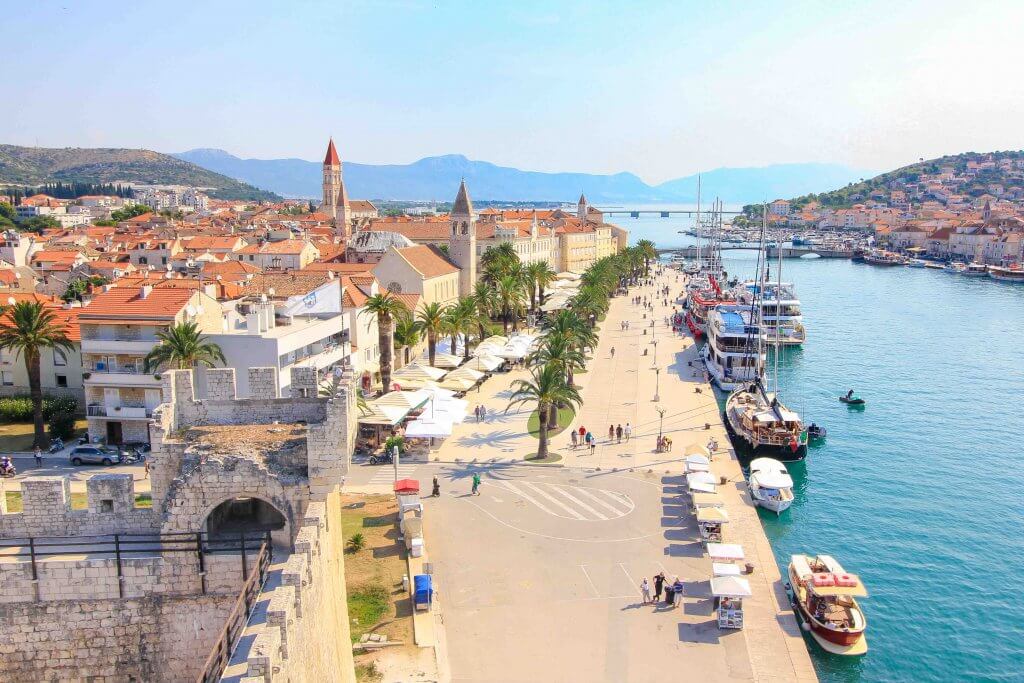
[322,138,352,239]
[577,192,588,223]
[449,180,477,297]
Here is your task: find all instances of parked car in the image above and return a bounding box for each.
[69,446,121,466]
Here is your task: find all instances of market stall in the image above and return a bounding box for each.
[710,575,752,629]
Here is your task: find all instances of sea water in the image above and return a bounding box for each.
[634,211,1024,683]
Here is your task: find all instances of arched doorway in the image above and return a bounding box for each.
[205,497,288,549]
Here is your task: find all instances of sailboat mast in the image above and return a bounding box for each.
[695,175,702,269]
[773,219,783,395]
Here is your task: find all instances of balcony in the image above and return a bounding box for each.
[81,338,158,354]
[85,366,161,387]
[86,404,152,419]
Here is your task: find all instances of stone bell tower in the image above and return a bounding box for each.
[322,138,352,239]
[448,179,477,297]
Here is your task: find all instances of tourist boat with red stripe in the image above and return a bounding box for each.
[684,276,733,339]
[788,554,869,656]
[989,264,1024,283]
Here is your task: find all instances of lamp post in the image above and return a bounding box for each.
[652,339,658,366]
[656,405,666,442]
[654,367,661,402]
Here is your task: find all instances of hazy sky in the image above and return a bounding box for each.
[6,0,1024,183]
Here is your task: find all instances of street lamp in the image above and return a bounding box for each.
[652,339,658,365]
[654,367,661,402]
[656,405,666,442]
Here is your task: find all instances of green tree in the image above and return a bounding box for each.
[392,312,420,367]
[62,275,108,303]
[0,202,15,222]
[110,204,154,222]
[415,301,446,367]
[360,292,409,393]
[471,281,498,340]
[636,239,657,276]
[444,297,480,362]
[507,364,582,460]
[18,215,60,232]
[0,302,74,447]
[496,275,526,334]
[143,321,226,372]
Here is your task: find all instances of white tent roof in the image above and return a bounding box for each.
[405,417,453,438]
[697,507,730,523]
[446,365,485,382]
[713,562,742,577]
[688,481,716,494]
[466,353,503,371]
[707,543,745,561]
[688,471,717,486]
[692,492,724,508]
[711,575,753,599]
[685,453,710,466]
[421,351,463,369]
[439,376,475,391]
[393,363,447,382]
[684,443,711,457]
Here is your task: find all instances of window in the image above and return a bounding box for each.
[56,375,68,388]
[100,499,113,513]
[1,371,12,386]
[54,349,67,367]
[161,257,168,265]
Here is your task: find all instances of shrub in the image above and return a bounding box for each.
[383,435,405,455]
[0,396,34,422]
[43,395,79,421]
[347,532,366,553]
[48,411,76,440]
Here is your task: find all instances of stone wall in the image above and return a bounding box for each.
[231,496,356,682]
[0,593,235,682]
[0,550,257,604]
[0,474,158,538]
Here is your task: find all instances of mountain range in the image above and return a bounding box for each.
[0,145,278,201]
[174,148,869,204]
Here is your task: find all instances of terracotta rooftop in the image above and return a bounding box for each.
[394,245,459,278]
[79,286,196,321]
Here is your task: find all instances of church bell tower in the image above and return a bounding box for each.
[449,180,477,297]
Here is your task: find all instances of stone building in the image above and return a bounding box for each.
[0,365,359,682]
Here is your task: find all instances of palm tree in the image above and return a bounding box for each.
[571,286,608,328]
[415,301,446,366]
[445,297,480,362]
[544,309,597,361]
[532,261,557,307]
[144,321,226,371]
[636,239,657,276]
[360,292,408,393]
[533,331,585,387]
[507,363,582,460]
[0,302,74,448]
[472,281,498,340]
[496,275,526,334]
[392,312,420,367]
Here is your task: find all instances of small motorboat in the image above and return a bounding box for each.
[839,395,865,406]
[788,554,869,656]
[807,424,827,439]
[748,458,795,514]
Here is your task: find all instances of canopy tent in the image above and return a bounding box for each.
[465,353,503,372]
[445,365,485,383]
[419,392,468,424]
[692,492,724,508]
[392,363,448,388]
[684,443,711,457]
[685,453,711,473]
[688,471,717,486]
[358,389,432,425]
[713,562,742,577]
[688,480,716,494]
[540,296,572,312]
[696,507,730,524]
[707,543,745,561]
[405,416,454,438]
[420,351,463,369]
[710,575,753,599]
[439,376,476,392]
[555,271,581,280]
[357,402,409,426]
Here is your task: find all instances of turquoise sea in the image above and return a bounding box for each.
[630,211,1024,683]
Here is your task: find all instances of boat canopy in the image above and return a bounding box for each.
[790,554,813,580]
[809,577,868,599]
[711,575,753,599]
[751,469,793,490]
[707,543,745,561]
[753,408,800,423]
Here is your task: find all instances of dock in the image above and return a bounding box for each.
[660,245,853,259]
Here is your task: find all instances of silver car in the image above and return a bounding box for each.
[69,446,121,466]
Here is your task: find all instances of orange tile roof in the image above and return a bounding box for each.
[80,286,195,320]
[303,262,375,274]
[391,293,420,311]
[395,245,459,278]
[32,251,85,262]
[238,239,314,255]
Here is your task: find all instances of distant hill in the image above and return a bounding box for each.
[0,145,279,201]
[785,150,1024,209]
[174,148,866,204]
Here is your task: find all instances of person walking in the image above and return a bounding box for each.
[640,578,652,605]
[589,435,596,456]
[144,459,150,479]
[608,424,615,441]
[624,423,632,441]
[471,472,481,496]
[481,406,488,422]
[672,577,684,607]
[616,424,623,443]
[653,572,665,603]
[610,346,615,358]
[571,429,579,449]
[34,446,43,469]
[578,425,587,441]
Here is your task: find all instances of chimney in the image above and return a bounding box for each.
[140,285,153,299]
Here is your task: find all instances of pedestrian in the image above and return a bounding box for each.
[664,581,675,605]
[578,425,586,440]
[589,438,596,456]
[471,472,481,495]
[616,424,623,443]
[608,424,615,441]
[571,429,579,449]
[481,406,488,422]
[672,577,684,607]
[34,446,43,468]
[640,578,652,605]
[653,572,665,602]
[144,459,150,479]
[624,423,632,441]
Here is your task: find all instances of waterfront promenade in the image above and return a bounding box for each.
[346,267,818,682]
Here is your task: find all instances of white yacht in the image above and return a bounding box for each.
[748,458,795,513]
[731,280,806,345]
[701,305,765,391]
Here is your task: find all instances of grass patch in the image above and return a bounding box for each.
[3,490,151,512]
[348,583,391,643]
[524,451,563,464]
[527,406,574,439]
[0,419,88,452]
[355,662,383,683]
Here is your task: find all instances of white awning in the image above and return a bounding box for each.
[421,351,463,369]
[688,471,717,486]
[707,543,745,561]
[446,365,485,383]
[466,353,503,371]
[697,507,730,523]
[711,575,752,599]
[688,481,716,494]
[713,562,742,577]
[405,417,453,438]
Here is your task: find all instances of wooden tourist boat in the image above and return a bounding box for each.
[788,554,869,656]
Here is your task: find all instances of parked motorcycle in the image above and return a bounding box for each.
[47,438,65,454]
[368,452,393,465]
[0,460,16,478]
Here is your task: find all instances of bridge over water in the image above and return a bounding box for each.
[659,245,854,259]
[598,208,744,218]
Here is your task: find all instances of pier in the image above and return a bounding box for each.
[599,209,744,218]
[660,245,854,259]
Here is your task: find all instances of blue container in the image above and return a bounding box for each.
[413,574,433,609]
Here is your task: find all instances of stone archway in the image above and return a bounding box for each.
[205,496,287,546]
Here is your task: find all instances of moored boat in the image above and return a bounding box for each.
[863,250,903,266]
[747,458,794,513]
[988,265,1024,283]
[702,305,764,391]
[788,554,869,656]
[961,263,988,277]
[725,386,807,461]
[731,280,806,346]
[685,278,733,339]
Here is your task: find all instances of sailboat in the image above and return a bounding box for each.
[723,205,807,462]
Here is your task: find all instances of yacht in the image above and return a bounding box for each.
[701,305,765,391]
[685,280,734,339]
[747,458,795,513]
[863,250,903,266]
[989,265,1024,283]
[944,262,966,274]
[788,554,869,656]
[725,386,807,460]
[731,280,806,346]
[906,259,927,268]
[961,263,988,277]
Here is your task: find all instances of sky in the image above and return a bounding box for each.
[6,0,1024,183]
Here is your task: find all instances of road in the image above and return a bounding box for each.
[346,461,754,683]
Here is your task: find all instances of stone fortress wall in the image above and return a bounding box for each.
[0,365,360,682]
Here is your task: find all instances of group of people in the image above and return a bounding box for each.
[570,426,597,453]
[640,572,685,607]
[656,434,673,452]
[618,320,632,331]
[473,404,488,423]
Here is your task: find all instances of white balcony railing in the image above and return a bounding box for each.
[87,404,152,418]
